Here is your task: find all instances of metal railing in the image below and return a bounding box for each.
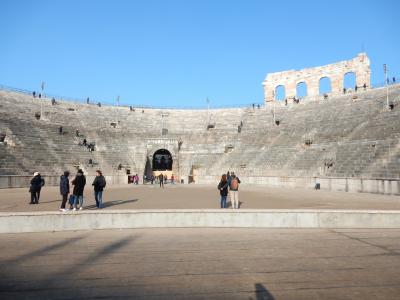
[0,83,263,110]
[1,76,398,110]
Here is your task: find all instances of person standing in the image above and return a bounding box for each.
[36,173,45,203]
[92,170,106,208]
[171,174,175,184]
[229,174,241,209]
[72,169,86,211]
[159,173,164,188]
[29,172,41,204]
[134,174,139,185]
[59,171,70,212]
[217,174,229,208]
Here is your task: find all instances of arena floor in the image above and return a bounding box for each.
[1,228,400,299]
[2,186,400,299]
[0,184,400,212]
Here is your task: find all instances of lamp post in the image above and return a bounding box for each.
[40,81,45,119]
[206,97,210,124]
[384,64,389,108]
[273,101,276,124]
[116,95,120,125]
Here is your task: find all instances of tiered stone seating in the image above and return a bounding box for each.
[1,84,400,180]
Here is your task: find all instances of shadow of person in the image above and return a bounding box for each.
[85,198,139,209]
[249,283,275,300]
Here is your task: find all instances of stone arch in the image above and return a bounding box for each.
[152,149,173,171]
[296,82,308,98]
[275,85,286,101]
[263,53,371,103]
[319,77,332,95]
[343,72,356,90]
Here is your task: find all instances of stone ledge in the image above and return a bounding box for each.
[1,209,400,233]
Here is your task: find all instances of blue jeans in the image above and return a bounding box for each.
[220,195,227,208]
[73,195,84,208]
[94,191,103,208]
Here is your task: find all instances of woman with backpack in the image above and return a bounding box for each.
[92,170,106,208]
[217,174,229,208]
[229,173,241,209]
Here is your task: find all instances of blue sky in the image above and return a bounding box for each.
[0,0,399,107]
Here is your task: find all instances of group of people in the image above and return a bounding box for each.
[343,83,367,94]
[59,169,106,211]
[29,169,241,210]
[131,174,140,184]
[217,171,241,209]
[29,169,106,211]
[81,138,95,152]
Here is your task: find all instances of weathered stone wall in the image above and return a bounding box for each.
[262,53,371,102]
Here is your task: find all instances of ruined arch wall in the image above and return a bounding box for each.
[262,53,371,102]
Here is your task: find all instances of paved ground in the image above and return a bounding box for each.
[1,184,400,212]
[1,228,400,299]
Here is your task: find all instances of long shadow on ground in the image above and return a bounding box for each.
[85,198,139,209]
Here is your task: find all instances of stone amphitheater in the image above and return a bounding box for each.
[1,53,400,194]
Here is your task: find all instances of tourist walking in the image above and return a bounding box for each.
[229,173,241,209]
[171,174,175,184]
[72,169,86,211]
[92,170,106,208]
[29,172,42,204]
[134,174,139,185]
[59,171,70,211]
[217,174,229,208]
[159,173,164,188]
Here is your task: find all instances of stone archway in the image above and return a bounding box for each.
[152,149,173,171]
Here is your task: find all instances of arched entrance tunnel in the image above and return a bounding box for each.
[152,149,173,171]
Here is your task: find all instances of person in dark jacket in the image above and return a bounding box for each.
[217,174,229,208]
[36,173,45,202]
[29,172,41,204]
[92,170,106,208]
[72,169,86,211]
[159,173,164,188]
[59,171,70,211]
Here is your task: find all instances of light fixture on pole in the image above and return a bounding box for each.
[116,95,120,125]
[206,97,210,124]
[384,64,389,109]
[40,81,45,119]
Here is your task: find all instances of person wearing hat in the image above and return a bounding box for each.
[29,172,42,204]
[71,169,86,211]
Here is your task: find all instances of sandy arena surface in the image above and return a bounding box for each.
[1,228,400,299]
[0,183,400,212]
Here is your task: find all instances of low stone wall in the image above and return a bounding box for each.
[196,175,400,195]
[1,209,400,233]
[0,175,128,189]
[2,174,399,195]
